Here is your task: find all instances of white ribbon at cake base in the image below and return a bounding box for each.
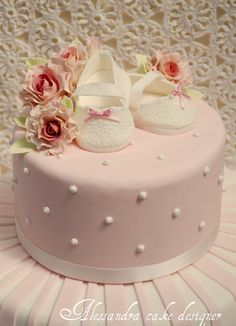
[16,222,218,284]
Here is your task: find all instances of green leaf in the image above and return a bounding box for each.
[135,54,149,74]
[70,38,82,47]
[25,57,47,67]
[14,116,26,129]
[184,88,204,100]
[10,137,36,154]
[60,96,73,110]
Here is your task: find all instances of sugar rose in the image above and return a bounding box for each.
[149,51,192,84]
[25,101,78,155]
[21,65,64,106]
[49,44,86,94]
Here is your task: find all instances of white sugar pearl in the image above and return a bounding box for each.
[157,154,165,160]
[69,185,78,194]
[23,167,29,175]
[104,216,114,225]
[136,244,145,254]
[218,175,224,184]
[43,206,50,215]
[203,166,210,176]
[172,208,181,218]
[193,132,200,137]
[198,221,206,231]
[24,218,31,226]
[57,154,63,159]
[138,191,147,200]
[129,140,135,145]
[102,160,111,166]
[70,238,79,246]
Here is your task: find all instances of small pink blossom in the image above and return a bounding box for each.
[149,50,192,84]
[25,101,78,155]
[21,65,64,106]
[49,44,86,94]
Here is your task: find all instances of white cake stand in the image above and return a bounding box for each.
[0,171,235,326]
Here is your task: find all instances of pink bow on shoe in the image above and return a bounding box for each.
[85,108,119,123]
[172,81,191,110]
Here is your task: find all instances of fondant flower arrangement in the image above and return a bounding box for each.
[135,50,192,84]
[10,38,100,156]
[134,50,203,107]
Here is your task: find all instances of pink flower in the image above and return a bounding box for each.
[25,101,78,155]
[21,65,64,106]
[49,44,86,94]
[149,51,192,84]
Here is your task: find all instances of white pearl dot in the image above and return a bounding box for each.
[136,244,145,254]
[23,167,29,175]
[218,175,224,184]
[130,140,135,145]
[69,185,78,194]
[172,208,181,218]
[102,160,111,166]
[138,191,147,200]
[70,238,79,246]
[203,166,210,176]
[198,221,206,231]
[193,132,200,137]
[104,216,114,225]
[57,154,63,159]
[24,218,31,226]
[157,154,165,160]
[43,206,50,215]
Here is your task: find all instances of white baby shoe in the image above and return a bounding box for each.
[75,51,134,152]
[129,71,201,135]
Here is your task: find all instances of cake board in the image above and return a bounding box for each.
[0,170,235,326]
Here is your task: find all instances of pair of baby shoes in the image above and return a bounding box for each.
[75,50,201,153]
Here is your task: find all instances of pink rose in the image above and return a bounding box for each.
[149,51,192,84]
[49,45,86,94]
[21,65,64,106]
[25,101,78,155]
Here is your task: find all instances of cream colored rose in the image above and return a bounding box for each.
[25,101,78,155]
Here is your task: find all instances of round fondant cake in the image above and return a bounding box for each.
[5,42,235,325]
[13,100,225,283]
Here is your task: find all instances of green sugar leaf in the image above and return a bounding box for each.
[10,137,36,154]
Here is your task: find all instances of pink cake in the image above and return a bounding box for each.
[12,100,225,283]
[10,42,226,284]
[4,41,235,325]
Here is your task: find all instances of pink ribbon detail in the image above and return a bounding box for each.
[85,108,119,123]
[171,81,191,110]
